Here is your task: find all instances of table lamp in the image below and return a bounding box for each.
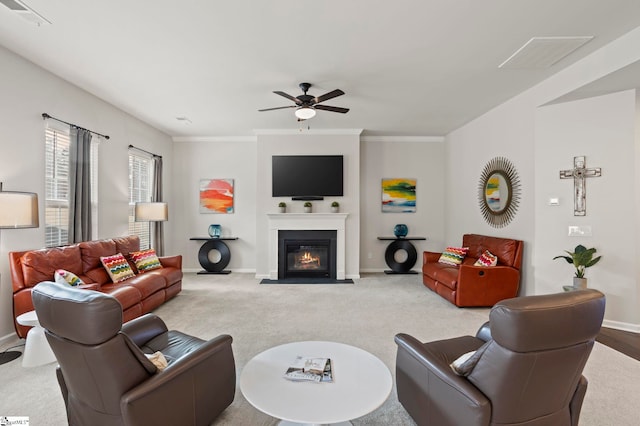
[0,183,39,365]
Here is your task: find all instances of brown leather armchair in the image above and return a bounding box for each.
[32,280,236,426]
[395,289,605,426]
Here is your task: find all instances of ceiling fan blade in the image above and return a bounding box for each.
[258,105,296,112]
[314,104,349,114]
[273,91,301,104]
[314,89,345,104]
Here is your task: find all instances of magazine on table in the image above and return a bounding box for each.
[284,356,333,383]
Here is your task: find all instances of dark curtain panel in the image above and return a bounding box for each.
[68,127,92,243]
[152,156,164,256]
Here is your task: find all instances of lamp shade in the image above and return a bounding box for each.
[135,202,168,222]
[0,191,39,229]
[295,106,316,120]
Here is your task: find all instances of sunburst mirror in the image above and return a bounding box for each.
[478,157,521,228]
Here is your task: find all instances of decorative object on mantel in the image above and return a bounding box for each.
[560,156,601,216]
[382,178,416,213]
[478,157,521,228]
[199,178,234,214]
[553,244,602,289]
[393,224,408,238]
[303,201,312,213]
[208,224,221,238]
[278,202,286,213]
[331,201,339,213]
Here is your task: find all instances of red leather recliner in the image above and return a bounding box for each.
[422,234,523,307]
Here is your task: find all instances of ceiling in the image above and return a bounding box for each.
[1,1,640,138]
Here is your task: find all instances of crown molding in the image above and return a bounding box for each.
[172,136,256,143]
[361,136,444,143]
[253,128,364,136]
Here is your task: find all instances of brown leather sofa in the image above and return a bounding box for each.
[422,234,523,307]
[10,235,182,338]
[32,280,236,426]
[395,289,606,426]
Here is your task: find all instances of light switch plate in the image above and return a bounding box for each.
[548,197,560,206]
[568,225,592,237]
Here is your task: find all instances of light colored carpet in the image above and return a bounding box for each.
[1,273,639,425]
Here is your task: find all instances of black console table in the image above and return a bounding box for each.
[377,237,427,274]
[190,237,238,274]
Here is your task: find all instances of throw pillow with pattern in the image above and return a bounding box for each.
[54,269,84,287]
[438,247,469,266]
[100,253,136,283]
[474,250,498,267]
[129,249,163,273]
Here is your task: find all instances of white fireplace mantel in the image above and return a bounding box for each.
[267,213,348,280]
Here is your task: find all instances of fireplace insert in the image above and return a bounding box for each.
[278,230,337,279]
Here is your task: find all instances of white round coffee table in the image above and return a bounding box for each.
[240,341,392,425]
[16,310,56,367]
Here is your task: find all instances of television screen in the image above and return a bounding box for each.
[272,155,343,198]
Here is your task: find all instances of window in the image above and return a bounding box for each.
[128,150,154,249]
[45,126,98,247]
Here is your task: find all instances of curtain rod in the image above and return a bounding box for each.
[42,113,110,140]
[128,144,162,159]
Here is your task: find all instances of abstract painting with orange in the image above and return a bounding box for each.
[199,179,234,214]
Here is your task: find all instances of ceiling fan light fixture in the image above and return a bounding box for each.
[295,106,316,120]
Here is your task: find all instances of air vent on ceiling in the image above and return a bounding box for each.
[0,0,51,26]
[499,36,593,69]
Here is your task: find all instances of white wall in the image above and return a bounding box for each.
[445,27,640,330]
[359,138,445,271]
[171,138,257,272]
[255,131,362,278]
[0,45,173,343]
[535,90,637,327]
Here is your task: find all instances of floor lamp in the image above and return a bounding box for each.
[134,202,168,251]
[0,184,39,365]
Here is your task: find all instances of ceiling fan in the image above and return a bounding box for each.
[259,82,349,120]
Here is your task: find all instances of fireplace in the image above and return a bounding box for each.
[278,230,337,279]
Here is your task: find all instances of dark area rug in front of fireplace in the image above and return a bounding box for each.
[260,278,354,284]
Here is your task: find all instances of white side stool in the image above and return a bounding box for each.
[16,310,56,367]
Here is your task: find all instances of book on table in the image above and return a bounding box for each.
[284,356,333,383]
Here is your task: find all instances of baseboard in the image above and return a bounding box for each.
[184,268,256,274]
[0,332,21,349]
[602,319,640,334]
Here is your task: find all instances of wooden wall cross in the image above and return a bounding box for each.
[559,156,601,216]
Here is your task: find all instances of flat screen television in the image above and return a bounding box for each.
[272,155,343,199]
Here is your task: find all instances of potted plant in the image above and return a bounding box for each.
[278,202,286,213]
[303,201,312,213]
[553,244,602,289]
[331,201,339,213]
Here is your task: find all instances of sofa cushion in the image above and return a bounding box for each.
[113,235,140,256]
[80,239,116,273]
[122,273,166,298]
[101,253,136,283]
[438,247,469,266]
[463,234,519,267]
[423,263,459,290]
[130,249,163,273]
[22,245,83,288]
[54,269,85,287]
[474,250,498,267]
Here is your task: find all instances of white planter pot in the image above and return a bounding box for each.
[278,207,286,213]
[331,206,339,213]
[573,277,587,289]
[304,206,312,213]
